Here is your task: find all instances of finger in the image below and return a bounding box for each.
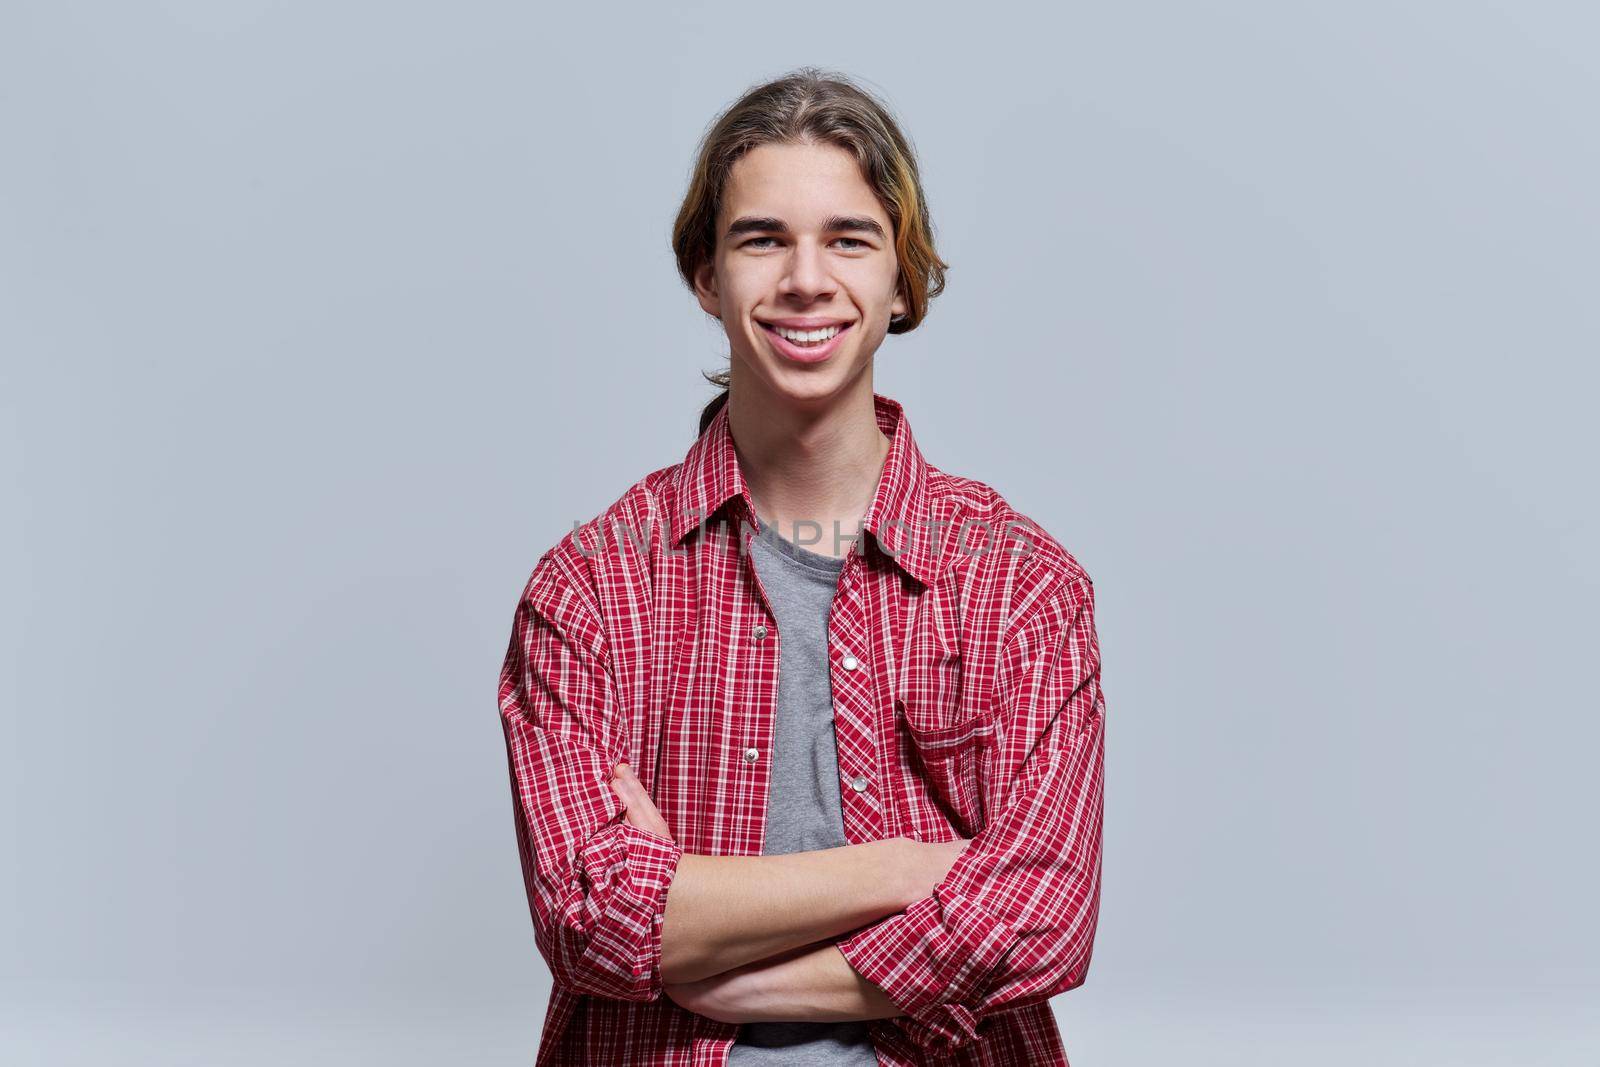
[617,781,660,822]
[617,780,659,827]
[610,773,639,805]
[608,765,669,831]
[609,770,642,806]
[611,767,643,799]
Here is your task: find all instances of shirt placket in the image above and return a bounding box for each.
[735,511,780,857]
[827,549,890,845]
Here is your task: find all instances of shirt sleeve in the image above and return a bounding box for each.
[497,545,683,1003]
[835,569,1106,1054]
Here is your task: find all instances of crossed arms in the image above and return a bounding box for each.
[497,549,1105,1055]
[604,760,970,1024]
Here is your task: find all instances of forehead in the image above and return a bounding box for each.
[720,141,888,227]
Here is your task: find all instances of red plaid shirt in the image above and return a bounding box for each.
[498,392,1106,1065]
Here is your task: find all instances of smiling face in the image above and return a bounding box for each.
[693,140,908,405]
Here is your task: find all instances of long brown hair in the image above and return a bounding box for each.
[672,68,949,436]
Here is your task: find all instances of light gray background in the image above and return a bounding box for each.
[4,2,1597,1064]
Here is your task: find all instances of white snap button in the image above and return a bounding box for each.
[754,625,768,641]
[744,747,760,763]
[850,774,869,792]
[841,655,860,671]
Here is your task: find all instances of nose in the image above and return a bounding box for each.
[779,238,835,303]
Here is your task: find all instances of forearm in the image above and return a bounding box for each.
[667,940,906,1025]
[659,838,914,985]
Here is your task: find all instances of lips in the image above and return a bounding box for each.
[758,320,855,364]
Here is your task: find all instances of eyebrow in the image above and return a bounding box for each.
[725,215,888,241]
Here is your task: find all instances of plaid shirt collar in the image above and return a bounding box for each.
[667,391,940,587]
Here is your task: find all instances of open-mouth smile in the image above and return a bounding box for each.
[757,320,855,363]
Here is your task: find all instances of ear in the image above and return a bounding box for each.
[693,261,721,320]
[890,283,909,322]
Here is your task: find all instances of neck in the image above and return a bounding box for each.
[725,377,891,560]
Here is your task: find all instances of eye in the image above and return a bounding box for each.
[834,237,868,251]
[742,236,779,249]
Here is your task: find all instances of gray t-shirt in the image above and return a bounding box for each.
[726,527,881,1066]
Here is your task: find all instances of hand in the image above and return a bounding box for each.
[665,943,895,1025]
[608,762,674,842]
[900,835,973,903]
[662,963,762,1023]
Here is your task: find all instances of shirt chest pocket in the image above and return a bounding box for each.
[892,691,998,841]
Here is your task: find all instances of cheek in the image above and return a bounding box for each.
[720,259,781,307]
[853,263,902,310]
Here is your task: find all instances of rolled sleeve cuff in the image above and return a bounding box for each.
[836,891,1016,1051]
[573,819,683,1001]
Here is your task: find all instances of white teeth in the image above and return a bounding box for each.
[773,324,842,343]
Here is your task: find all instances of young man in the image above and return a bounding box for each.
[498,69,1106,1066]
